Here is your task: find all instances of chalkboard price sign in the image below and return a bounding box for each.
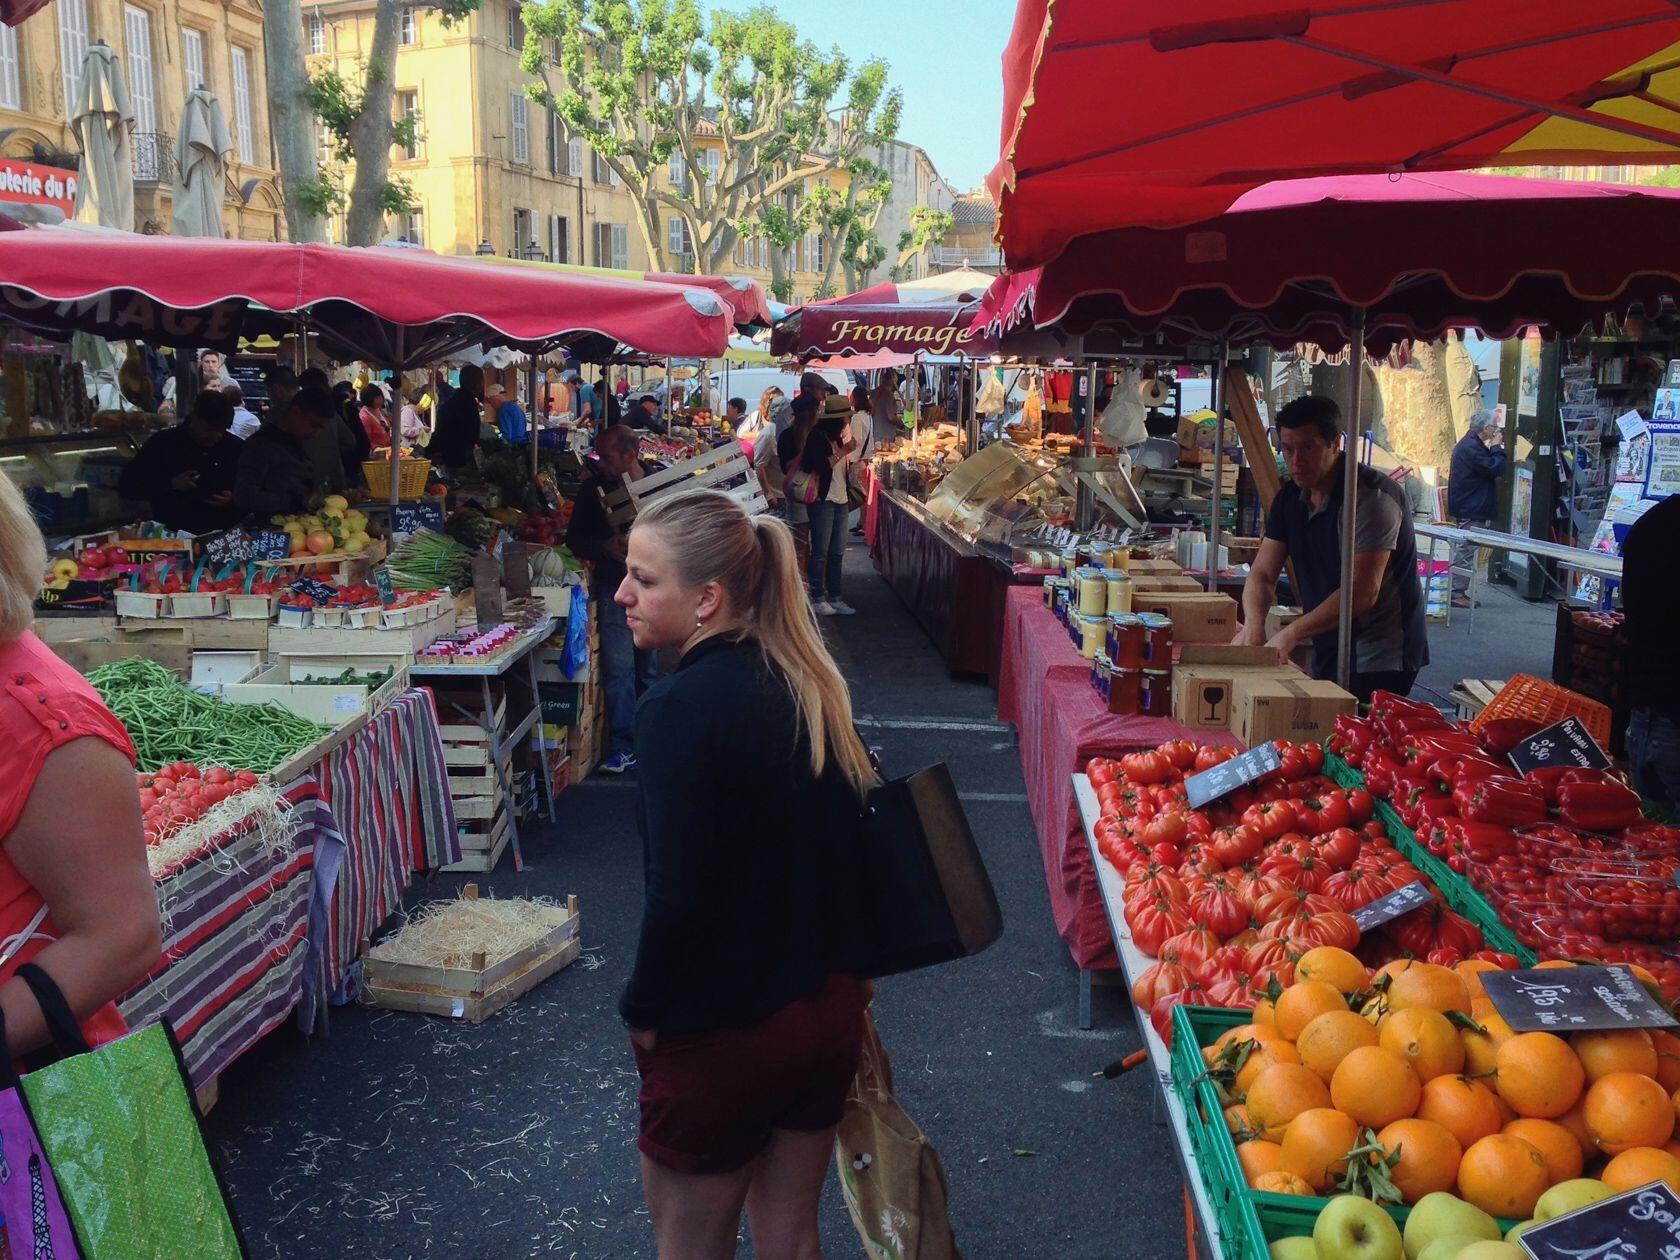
[1351,881,1434,933]
[1184,741,1282,809]
[249,531,292,561]
[390,501,445,536]
[373,566,395,607]
[287,577,337,606]
[1508,715,1613,775]
[1483,965,1679,1034]
[1518,1181,1680,1259]
[201,529,253,566]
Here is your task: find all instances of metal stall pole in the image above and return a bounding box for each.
[1075,360,1098,532]
[1207,344,1228,592]
[1336,314,1368,693]
[528,358,540,481]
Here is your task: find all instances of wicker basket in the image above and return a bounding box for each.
[1470,673,1612,747]
[362,455,432,501]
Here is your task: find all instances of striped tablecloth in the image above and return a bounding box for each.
[315,689,460,1004]
[119,778,329,1090]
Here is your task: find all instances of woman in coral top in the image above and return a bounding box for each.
[0,476,161,1052]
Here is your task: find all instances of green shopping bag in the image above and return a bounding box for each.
[11,964,247,1259]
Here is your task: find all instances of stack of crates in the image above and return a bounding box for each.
[567,603,604,783]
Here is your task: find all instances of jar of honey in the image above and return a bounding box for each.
[1075,567,1107,617]
[1139,668,1173,716]
[1138,613,1175,668]
[1104,569,1133,616]
[1109,668,1141,715]
[1076,613,1107,659]
[1109,614,1144,670]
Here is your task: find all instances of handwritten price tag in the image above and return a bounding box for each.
[1518,1181,1680,1259]
[1483,965,1678,1034]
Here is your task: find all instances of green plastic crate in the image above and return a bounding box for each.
[1324,751,1365,790]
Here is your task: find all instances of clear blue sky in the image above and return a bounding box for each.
[710,0,1013,191]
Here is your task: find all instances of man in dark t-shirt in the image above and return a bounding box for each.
[428,364,485,468]
[1235,395,1428,701]
[1622,494,1680,808]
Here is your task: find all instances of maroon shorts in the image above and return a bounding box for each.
[631,975,866,1175]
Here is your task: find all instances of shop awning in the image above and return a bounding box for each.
[770,301,997,359]
[978,172,1680,354]
[472,255,774,330]
[810,267,999,308]
[991,0,1680,267]
[0,228,732,366]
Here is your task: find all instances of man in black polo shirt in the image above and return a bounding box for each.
[1236,395,1429,701]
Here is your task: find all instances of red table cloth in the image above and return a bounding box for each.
[999,587,1242,969]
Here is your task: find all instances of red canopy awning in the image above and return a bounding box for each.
[0,0,49,26]
[0,230,733,365]
[770,301,998,359]
[978,172,1680,354]
[474,255,773,330]
[991,0,1680,267]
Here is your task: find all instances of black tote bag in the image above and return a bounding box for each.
[852,763,1003,979]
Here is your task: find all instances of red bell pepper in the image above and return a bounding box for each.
[1556,780,1644,833]
[1524,765,1575,805]
[1476,716,1544,756]
[1401,788,1451,830]
[1447,820,1519,862]
[1363,751,1403,798]
[1402,730,1485,766]
[1452,776,1548,827]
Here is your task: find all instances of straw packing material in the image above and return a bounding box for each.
[369,894,573,971]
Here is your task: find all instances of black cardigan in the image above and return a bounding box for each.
[620,635,871,1031]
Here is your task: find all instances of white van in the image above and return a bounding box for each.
[710,366,851,415]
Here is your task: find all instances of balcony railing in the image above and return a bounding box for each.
[930,244,1002,268]
[133,133,176,184]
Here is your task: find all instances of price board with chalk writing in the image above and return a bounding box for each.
[1507,716,1613,775]
[1184,741,1281,809]
[200,529,253,566]
[1482,965,1678,1034]
[1351,881,1434,933]
[249,531,292,561]
[390,502,445,535]
[1518,1181,1680,1259]
[287,577,337,606]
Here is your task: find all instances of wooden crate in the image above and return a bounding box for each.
[621,441,768,517]
[267,606,455,657]
[1450,678,1505,722]
[362,888,581,1021]
[441,806,511,874]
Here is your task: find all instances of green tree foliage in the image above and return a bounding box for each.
[893,203,953,280]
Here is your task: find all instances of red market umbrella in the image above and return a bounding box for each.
[474,254,774,330]
[992,0,1680,267]
[0,0,49,27]
[0,229,733,365]
[978,172,1680,355]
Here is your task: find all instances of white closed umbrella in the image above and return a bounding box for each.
[170,88,231,237]
[70,41,135,231]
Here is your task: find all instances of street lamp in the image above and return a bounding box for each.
[474,239,494,256]
[524,239,544,261]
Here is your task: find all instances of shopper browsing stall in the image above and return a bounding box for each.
[1446,410,1507,608]
[0,475,163,1053]
[428,364,485,469]
[224,384,261,439]
[565,425,657,775]
[117,389,244,533]
[802,395,859,616]
[234,386,335,519]
[1235,395,1428,701]
[614,490,874,1258]
[1621,492,1680,809]
[358,384,393,448]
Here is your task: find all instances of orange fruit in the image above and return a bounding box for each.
[1246,1063,1332,1142]
[1557,1097,1598,1163]
[1295,947,1368,994]
[1235,1040,1302,1098]
[1602,1146,1680,1194]
[1379,1007,1467,1084]
[1533,959,1578,969]
[1584,1072,1676,1155]
[1297,1010,1380,1083]
[1496,1032,1586,1118]
[1224,1104,1255,1138]
[1417,1075,1504,1149]
[1280,1108,1361,1193]
[1251,1170,1314,1196]
[1456,959,1504,1000]
[1461,1008,1515,1076]
[1252,997,1277,1029]
[1275,981,1351,1041]
[1376,1117,1462,1203]
[1215,1023,1280,1051]
[1503,1117,1585,1185]
[1573,1029,1660,1083]
[1375,958,1425,984]
[1653,1030,1680,1093]
[1237,1138,1285,1187]
[1457,1133,1550,1218]
[1387,963,1471,1015]
[1331,1045,1422,1128]
[1667,1137,1680,1162]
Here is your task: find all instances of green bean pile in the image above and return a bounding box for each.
[87,658,333,774]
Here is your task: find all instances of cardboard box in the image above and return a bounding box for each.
[1171,646,1292,730]
[1135,592,1239,643]
[1129,558,1181,576]
[1234,675,1356,747]
[1265,605,1303,639]
[1152,575,1206,593]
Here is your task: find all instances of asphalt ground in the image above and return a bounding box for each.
[202,536,1183,1260]
[200,537,1557,1259]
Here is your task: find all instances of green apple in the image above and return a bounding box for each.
[1418,1239,1482,1260]
[1270,1239,1319,1260]
[1314,1195,1404,1260]
[1404,1192,1500,1260]
[1456,1244,1525,1260]
[1534,1178,1617,1221]
[1505,1221,1536,1245]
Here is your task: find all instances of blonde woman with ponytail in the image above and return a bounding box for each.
[615,489,877,1260]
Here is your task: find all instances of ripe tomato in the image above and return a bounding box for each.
[1344,789,1375,825]
[1241,801,1297,841]
[1158,739,1198,772]
[1314,827,1363,872]
[1142,812,1190,849]
[1195,745,1237,773]
[1120,750,1173,785]
[1209,825,1262,868]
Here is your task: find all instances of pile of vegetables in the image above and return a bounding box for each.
[138,763,261,847]
[385,528,471,591]
[444,507,497,550]
[88,658,332,774]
